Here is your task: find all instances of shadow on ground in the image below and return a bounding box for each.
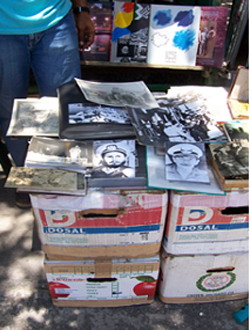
[0,173,248,330]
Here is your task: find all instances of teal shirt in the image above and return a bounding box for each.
[0,0,72,34]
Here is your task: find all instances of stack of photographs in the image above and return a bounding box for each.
[127,89,230,147]
[25,137,147,190]
[6,77,248,195]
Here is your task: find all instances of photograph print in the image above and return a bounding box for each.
[74,78,159,109]
[209,140,249,180]
[223,120,249,141]
[5,167,80,192]
[25,137,93,169]
[154,91,225,142]
[91,139,136,178]
[165,142,210,183]
[68,103,131,125]
[127,106,197,147]
[7,97,59,137]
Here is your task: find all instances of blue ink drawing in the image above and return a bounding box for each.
[153,10,172,28]
[112,27,131,42]
[173,29,196,51]
[174,10,194,27]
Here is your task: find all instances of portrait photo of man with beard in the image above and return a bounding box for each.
[92,140,136,178]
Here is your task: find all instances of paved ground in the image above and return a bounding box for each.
[0,169,248,330]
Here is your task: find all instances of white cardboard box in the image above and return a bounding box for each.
[159,251,248,304]
[45,255,160,307]
[163,190,249,255]
[31,189,168,258]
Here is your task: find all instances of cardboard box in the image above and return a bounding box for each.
[44,255,160,307]
[31,189,168,258]
[159,251,248,304]
[163,190,249,255]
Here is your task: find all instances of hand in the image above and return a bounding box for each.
[74,12,95,51]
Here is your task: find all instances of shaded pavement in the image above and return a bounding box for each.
[0,169,248,330]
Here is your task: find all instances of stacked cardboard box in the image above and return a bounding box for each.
[44,256,160,307]
[159,190,249,303]
[31,189,168,306]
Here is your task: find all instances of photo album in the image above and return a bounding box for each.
[57,79,149,140]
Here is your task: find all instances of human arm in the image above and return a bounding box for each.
[71,0,95,51]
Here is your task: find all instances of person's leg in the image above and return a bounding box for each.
[31,12,81,97]
[0,35,31,166]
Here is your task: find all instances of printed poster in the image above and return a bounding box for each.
[196,6,228,67]
[81,1,113,61]
[147,5,201,66]
[110,2,150,63]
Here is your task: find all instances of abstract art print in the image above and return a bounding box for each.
[147,5,201,66]
[110,2,150,63]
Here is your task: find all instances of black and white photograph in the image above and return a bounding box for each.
[5,167,84,193]
[209,140,249,180]
[146,146,223,195]
[25,137,93,169]
[127,87,232,147]
[68,103,131,124]
[91,140,136,178]
[165,142,210,183]
[7,97,59,137]
[155,94,224,141]
[74,78,159,109]
[223,120,249,141]
[128,107,197,147]
[156,86,232,139]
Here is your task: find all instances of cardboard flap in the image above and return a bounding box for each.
[94,260,113,278]
[229,66,249,102]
